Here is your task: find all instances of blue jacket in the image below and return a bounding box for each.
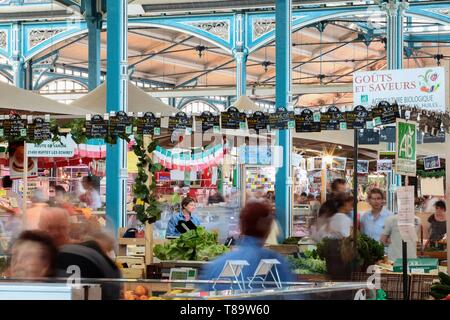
[198,236,295,291]
[165,211,202,238]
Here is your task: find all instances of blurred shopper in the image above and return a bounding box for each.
[23,189,49,231]
[381,214,421,262]
[79,176,102,210]
[8,230,58,279]
[426,200,447,248]
[199,200,294,290]
[327,178,347,201]
[299,192,308,204]
[208,189,224,204]
[360,188,393,242]
[38,207,71,247]
[0,176,22,214]
[316,193,354,241]
[166,196,201,238]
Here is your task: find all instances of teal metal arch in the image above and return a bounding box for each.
[0,23,12,59]
[247,3,450,53]
[0,69,13,83]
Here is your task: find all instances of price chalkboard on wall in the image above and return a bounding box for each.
[346,105,370,130]
[136,112,161,135]
[28,117,51,141]
[86,114,108,139]
[109,111,133,136]
[169,112,193,132]
[197,111,220,133]
[3,114,27,139]
[358,129,380,145]
[268,107,295,130]
[221,107,246,130]
[295,108,321,133]
[320,106,345,130]
[247,111,269,134]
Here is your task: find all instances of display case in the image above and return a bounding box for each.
[0,278,369,300]
[291,205,315,238]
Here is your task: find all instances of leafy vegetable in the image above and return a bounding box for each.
[154,227,229,261]
[287,251,327,274]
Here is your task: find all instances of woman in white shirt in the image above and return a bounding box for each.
[317,193,354,240]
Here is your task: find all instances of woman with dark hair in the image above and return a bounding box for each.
[426,200,447,248]
[8,230,58,279]
[316,193,354,240]
[199,200,294,290]
[165,196,201,238]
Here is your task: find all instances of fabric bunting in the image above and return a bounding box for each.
[153,144,225,171]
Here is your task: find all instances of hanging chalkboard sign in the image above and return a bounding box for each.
[268,107,295,130]
[320,106,345,130]
[346,105,370,130]
[28,116,51,141]
[136,112,161,136]
[221,107,246,130]
[109,111,132,136]
[197,111,220,133]
[86,114,108,139]
[295,109,321,133]
[3,114,27,139]
[419,131,446,144]
[379,126,396,143]
[169,111,193,132]
[247,111,269,134]
[358,129,380,145]
[373,101,399,126]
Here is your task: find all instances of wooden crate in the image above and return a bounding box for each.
[265,245,299,255]
[351,272,405,300]
[409,274,438,300]
[116,256,146,279]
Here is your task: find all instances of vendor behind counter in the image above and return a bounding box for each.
[166,196,201,238]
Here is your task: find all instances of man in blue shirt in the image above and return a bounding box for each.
[360,188,393,242]
[199,200,294,291]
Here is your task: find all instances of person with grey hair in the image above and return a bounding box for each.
[23,188,50,231]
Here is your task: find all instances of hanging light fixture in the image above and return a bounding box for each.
[196,45,207,58]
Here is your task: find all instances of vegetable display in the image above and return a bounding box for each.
[154,227,229,261]
[316,233,385,270]
[431,272,450,300]
[287,250,327,274]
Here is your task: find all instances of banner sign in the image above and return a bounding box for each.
[26,135,76,158]
[354,67,446,112]
[395,120,417,177]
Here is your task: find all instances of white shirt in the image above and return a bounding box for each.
[383,215,420,262]
[317,213,353,240]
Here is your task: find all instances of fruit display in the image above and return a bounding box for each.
[122,286,195,300]
[431,272,450,300]
[154,227,229,261]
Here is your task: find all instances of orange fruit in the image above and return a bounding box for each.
[139,295,149,300]
[124,290,135,300]
[134,285,148,297]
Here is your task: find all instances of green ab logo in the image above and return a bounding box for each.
[399,126,415,159]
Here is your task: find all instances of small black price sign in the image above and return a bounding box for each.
[358,129,380,145]
[109,111,132,136]
[221,107,246,130]
[247,111,269,134]
[320,106,345,131]
[86,114,108,139]
[346,105,370,130]
[373,101,399,126]
[169,112,193,132]
[268,107,295,130]
[28,117,51,141]
[295,109,321,133]
[136,112,161,136]
[197,111,220,133]
[3,114,27,139]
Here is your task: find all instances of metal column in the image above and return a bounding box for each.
[12,23,25,88]
[106,0,128,233]
[86,0,102,91]
[275,0,293,240]
[234,13,247,98]
[384,0,407,211]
